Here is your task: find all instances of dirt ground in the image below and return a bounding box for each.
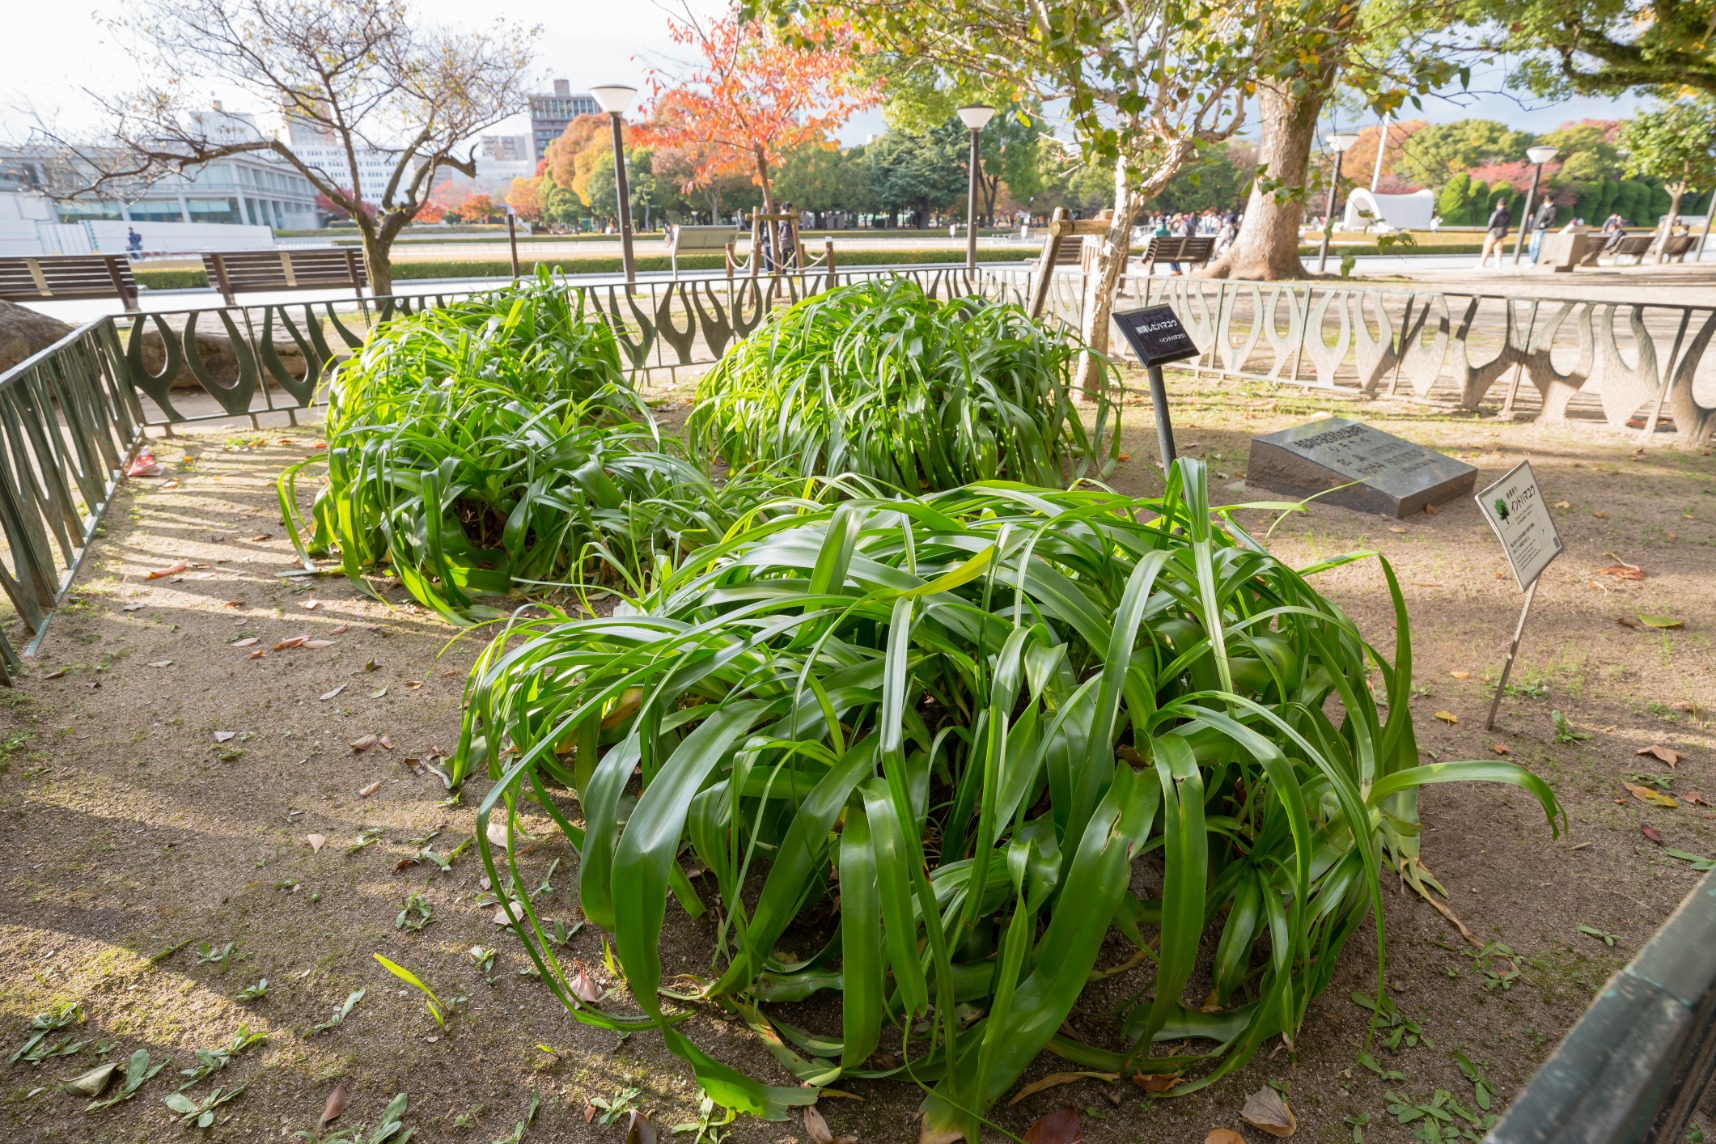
[0,369,1712,1144]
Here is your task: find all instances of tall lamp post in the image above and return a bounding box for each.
[1512,145,1560,266]
[956,104,996,273]
[1316,132,1361,273]
[590,84,638,288]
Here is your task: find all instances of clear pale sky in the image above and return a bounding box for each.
[0,0,1640,149]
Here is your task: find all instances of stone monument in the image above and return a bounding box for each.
[1245,417,1477,518]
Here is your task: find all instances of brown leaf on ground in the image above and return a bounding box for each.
[1674,700,1703,716]
[146,561,190,579]
[1131,1072,1183,1093]
[570,962,601,1003]
[1686,790,1709,807]
[1642,825,1664,845]
[1592,510,1610,519]
[273,635,308,650]
[804,1105,835,1144]
[1387,525,1408,534]
[44,669,66,680]
[1206,1132,1247,1144]
[1637,745,1683,767]
[1241,1085,1297,1137]
[302,599,320,610]
[306,834,327,852]
[349,735,379,752]
[303,639,336,650]
[248,649,265,659]
[623,1109,659,1144]
[1623,781,1678,809]
[234,637,259,648]
[1424,503,1440,515]
[358,781,381,798]
[1008,1073,1120,1105]
[393,858,421,873]
[1493,743,1510,755]
[321,685,346,701]
[213,731,237,742]
[583,1101,597,1123]
[1617,616,1644,630]
[317,1082,347,1130]
[378,734,395,750]
[1597,565,1646,581]
[330,624,348,636]
[1023,1106,1082,1144]
[1450,671,1470,680]
[1554,500,1570,509]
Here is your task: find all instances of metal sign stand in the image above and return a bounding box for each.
[1474,460,1564,731]
[1485,578,1539,731]
[1146,364,1178,468]
[1112,306,1200,474]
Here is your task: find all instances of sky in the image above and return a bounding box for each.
[0,0,1643,151]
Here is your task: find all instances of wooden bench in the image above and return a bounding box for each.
[1603,234,1657,265]
[201,249,367,305]
[1138,234,1217,275]
[0,255,140,312]
[1663,233,1699,262]
[667,226,741,278]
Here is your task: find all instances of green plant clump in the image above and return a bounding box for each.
[686,278,1120,492]
[281,271,804,621]
[460,461,1562,1139]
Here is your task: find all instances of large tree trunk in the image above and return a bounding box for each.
[1656,183,1686,263]
[359,224,394,297]
[1203,82,1324,280]
[1074,156,1144,397]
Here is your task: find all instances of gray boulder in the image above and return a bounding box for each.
[0,300,75,374]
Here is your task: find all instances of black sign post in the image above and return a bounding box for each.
[1113,306,1200,472]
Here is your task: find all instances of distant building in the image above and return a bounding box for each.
[529,80,598,162]
[0,105,318,232]
[284,109,422,210]
[477,134,535,182]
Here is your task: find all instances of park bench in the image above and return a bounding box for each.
[201,249,367,306]
[1603,234,1657,266]
[0,255,140,312]
[1662,234,1699,262]
[667,226,742,278]
[1138,234,1217,275]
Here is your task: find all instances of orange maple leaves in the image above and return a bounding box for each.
[633,11,878,208]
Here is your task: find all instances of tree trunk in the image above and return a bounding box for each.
[358,224,393,297]
[1656,183,1686,263]
[1074,156,1143,398]
[1202,82,1324,280]
[755,149,775,217]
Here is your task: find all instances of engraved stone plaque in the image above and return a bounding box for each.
[1245,417,1478,518]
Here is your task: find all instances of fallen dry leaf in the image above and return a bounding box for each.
[1131,1073,1183,1094]
[569,962,601,1003]
[1435,710,1458,725]
[804,1105,835,1144]
[318,1082,347,1131]
[1493,743,1511,755]
[378,734,395,750]
[213,730,237,743]
[1009,1073,1120,1105]
[274,635,308,650]
[393,858,421,874]
[321,685,347,702]
[349,735,379,752]
[146,561,190,579]
[302,599,320,610]
[1554,500,1571,509]
[1674,701,1703,716]
[1206,1132,1247,1144]
[1642,825,1664,845]
[248,649,265,659]
[303,639,336,650]
[233,637,259,648]
[1592,510,1610,519]
[148,659,173,669]
[329,624,348,636]
[249,532,272,542]
[1241,1085,1297,1137]
[492,905,514,925]
[1387,525,1408,534]
[1424,503,1440,516]
[1597,563,1646,581]
[1450,671,1470,680]
[123,603,146,611]
[358,781,381,798]
[1687,789,1709,806]
[44,669,66,680]
[1023,1106,1082,1144]
[1617,616,1644,630]
[1624,781,1678,809]
[1638,745,1683,767]
[306,834,327,852]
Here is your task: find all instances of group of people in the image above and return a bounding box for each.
[1138,209,1243,272]
[1474,197,1566,269]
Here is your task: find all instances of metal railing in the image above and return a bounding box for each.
[1486,866,1716,1143]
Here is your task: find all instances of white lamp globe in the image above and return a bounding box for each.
[589,85,638,115]
[957,105,997,131]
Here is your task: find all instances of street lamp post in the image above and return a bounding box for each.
[1316,133,1361,273]
[956,105,996,273]
[1513,145,1560,266]
[590,84,639,288]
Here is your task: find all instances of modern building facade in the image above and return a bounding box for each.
[283,111,422,210]
[529,80,599,162]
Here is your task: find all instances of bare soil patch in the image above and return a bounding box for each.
[0,372,1711,1143]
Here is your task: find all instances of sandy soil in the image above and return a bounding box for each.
[0,372,1712,1143]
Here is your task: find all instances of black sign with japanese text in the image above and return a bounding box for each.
[1113,306,1200,368]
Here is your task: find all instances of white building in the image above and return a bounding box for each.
[284,112,423,210]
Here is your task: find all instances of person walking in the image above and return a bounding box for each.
[1476,198,1512,269]
[1170,211,1197,275]
[125,227,143,260]
[1527,198,1556,262]
[1429,213,1442,235]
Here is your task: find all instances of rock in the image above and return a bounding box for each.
[131,326,311,392]
[0,300,75,373]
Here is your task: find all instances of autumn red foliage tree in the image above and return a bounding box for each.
[633,6,877,215]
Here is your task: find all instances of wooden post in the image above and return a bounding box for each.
[1027,207,1070,319]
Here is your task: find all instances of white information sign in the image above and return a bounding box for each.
[1475,461,1563,590]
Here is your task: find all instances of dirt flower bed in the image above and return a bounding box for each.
[0,371,1711,1143]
